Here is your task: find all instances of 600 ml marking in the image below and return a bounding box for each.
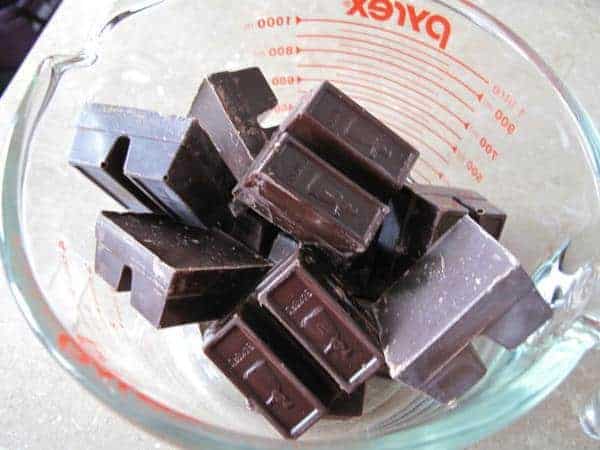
[346,0,452,50]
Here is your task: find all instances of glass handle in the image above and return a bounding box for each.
[580,385,600,440]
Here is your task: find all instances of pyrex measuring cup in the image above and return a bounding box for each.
[2,0,600,448]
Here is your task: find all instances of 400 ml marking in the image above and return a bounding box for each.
[346,0,452,49]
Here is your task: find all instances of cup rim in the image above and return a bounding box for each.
[1,0,599,448]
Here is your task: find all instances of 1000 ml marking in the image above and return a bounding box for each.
[346,0,452,49]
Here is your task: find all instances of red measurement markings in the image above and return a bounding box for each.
[337,41,442,80]
[466,160,484,183]
[271,75,301,86]
[451,144,466,163]
[468,126,480,140]
[298,62,469,127]
[413,168,433,185]
[344,90,457,154]
[297,33,448,77]
[418,158,449,184]
[266,45,300,57]
[335,59,436,95]
[272,103,295,114]
[479,136,500,160]
[301,76,462,140]
[494,109,517,135]
[368,98,432,128]
[298,47,474,113]
[335,59,474,113]
[298,17,490,85]
[257,16,295,29]
[378,115,449,164]
[305,77,463,140]
[335,72,470,129]
[492,83,527,117]
[338,28,449,66]
[483,98,495,112]
[298,32,482,100]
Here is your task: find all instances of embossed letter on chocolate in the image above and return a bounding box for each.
[234,132,390,257]
[188,67,278,180]
[204,302,341,439]
[377,216,551,401]
[95,212,271,328]
[280,81,419,196]
[256,254,383,393]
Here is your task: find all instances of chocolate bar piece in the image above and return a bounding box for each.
[70,104,236,226]
[188,67,277,180]
[234,132,389,257]
[279,81,419,197]
[328,384,365,419]
[256,253,383,393]
[346,184,506,300]
[484,287,552,349]
[221,209,279,257]
[121,110,236,228]
[69,104,158,213]
[377,216,550,400]
[409,185,507,240]
[95,212,271,328]
[268,234,300,264]
[204,301,342,439]
[421,345,486,403]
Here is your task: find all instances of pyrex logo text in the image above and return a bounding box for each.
[346,0,452,50]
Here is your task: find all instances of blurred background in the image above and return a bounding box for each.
[0,0,61,95]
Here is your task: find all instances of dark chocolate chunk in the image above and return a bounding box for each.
[484,287,552,349]
[121,110,236,227]
[345,184,506,300]
[204,301,342,439]
[234,132,390,257]
[420,345,486,403]
[188,67,277,180]
[268,234,300,264]
[69,104,158,213]
[70,104,236,227]
[392,184,470,262]
[377,216,550,400]
[227,209,279,257]
[454,196,506,241]
[408,184,507,240]
[256,253,383,393]
[279,81,419,197]
[327,384,365,419]
[95,212,271,328]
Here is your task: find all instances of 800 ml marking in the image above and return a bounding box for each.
[273,103,294,114]
[267,46,299,57]
[272,75,299,86]
[494,109,517,135]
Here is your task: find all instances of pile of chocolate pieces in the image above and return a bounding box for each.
[69,68,552,440]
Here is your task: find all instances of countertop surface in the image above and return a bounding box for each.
[0,0,599,449]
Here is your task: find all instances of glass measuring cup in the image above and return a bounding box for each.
[2,0,600,448]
